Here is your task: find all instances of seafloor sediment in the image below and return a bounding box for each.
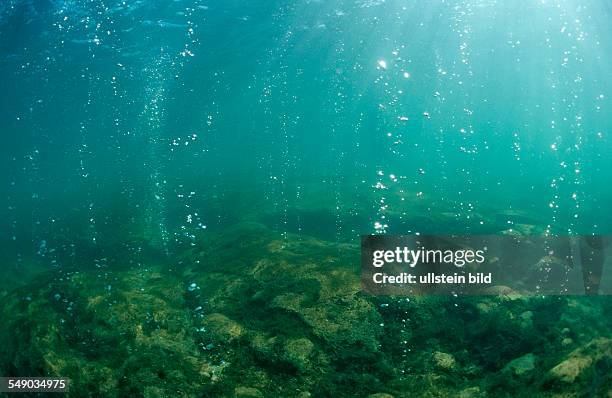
[0,222,610,397]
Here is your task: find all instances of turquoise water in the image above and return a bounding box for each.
[1,1,611,397]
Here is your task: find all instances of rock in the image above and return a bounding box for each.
[547,338,611,384]
[457,387,485,398]
[432,351,456,370]
[2,221,609,398]
[203,313,244,342]
[234,386,263,398]
[561,337,573,346]
[475,300,495,314]
[249,332,277,356]
[143,386,164,398]
[519,311,533,328]
[503,353,536,376]
[481,285,521,300]
[549,356,592,383]
[0,266,219,397]
[282,338,314,372]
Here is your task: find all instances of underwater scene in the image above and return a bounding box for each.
[0,0,611,397]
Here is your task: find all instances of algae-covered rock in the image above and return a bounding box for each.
[503,353,536,376]
[234,386,263,398]
[203,313,244,342]
[457,387,485,398]
[182,224,395,395]
[519,311,534,329]
[541,338,611,397]
[1,222,610,398]
[547,338,610,383]
[0,267,220,397]
[432,351,456,371]
[550,356,592,383]
[282,338,314,372]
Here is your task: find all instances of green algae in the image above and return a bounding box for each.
[0,223,610,397]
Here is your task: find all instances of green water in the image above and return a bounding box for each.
[0,0,611,397]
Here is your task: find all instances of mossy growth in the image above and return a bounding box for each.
[0,223,610,397]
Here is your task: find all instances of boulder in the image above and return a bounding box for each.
[432,351,456,371]
[503,353,536,376]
